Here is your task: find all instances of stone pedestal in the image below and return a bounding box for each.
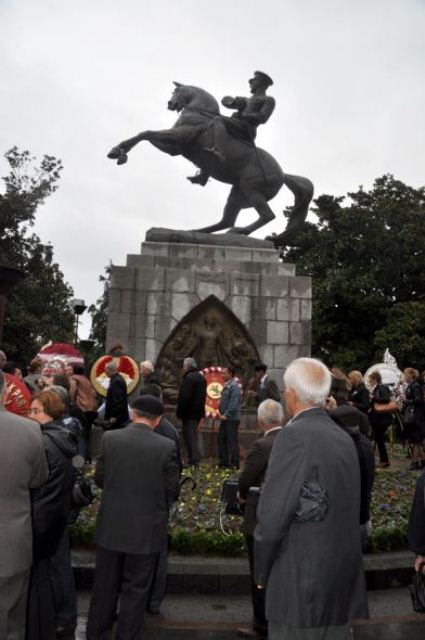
[106,237,312,388]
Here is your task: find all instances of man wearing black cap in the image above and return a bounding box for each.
[86,395,180,640]
[189,71,275,185]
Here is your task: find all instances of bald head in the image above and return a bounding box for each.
[284,358,331,416]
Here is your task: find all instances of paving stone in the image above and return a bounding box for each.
[110,266,136,289]
[196,274,229,302]
[230,274,259,297]
[289,321,311,345]
[135,268,165,291]
[260,274,289,297]
[171,293,200,321]
[289,276,312,298]
[229,296,252,324]
[300,298,312,320]
[276,298,300,321]
[108,288,121,312]
[166,270,196,293]
[266,321,289,344]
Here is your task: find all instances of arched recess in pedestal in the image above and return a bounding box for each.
[156,294,260,404]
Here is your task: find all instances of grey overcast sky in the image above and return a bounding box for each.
[1,0,424,338]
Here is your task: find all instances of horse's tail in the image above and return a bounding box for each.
[275,173,314,245]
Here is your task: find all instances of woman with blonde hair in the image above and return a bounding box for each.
[348,370,370,414]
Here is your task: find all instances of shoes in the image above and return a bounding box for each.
[237,627,266,639]
[187,172,209,186]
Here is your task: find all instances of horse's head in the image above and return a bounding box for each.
[168,82,190,112]
[168,82,220,114]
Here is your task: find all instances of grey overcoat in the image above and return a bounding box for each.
[0,406,48,577]
[254,407,368,627]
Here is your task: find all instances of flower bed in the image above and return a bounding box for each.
[70,461,419,555]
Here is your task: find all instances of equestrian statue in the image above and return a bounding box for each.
[108,72,313,247]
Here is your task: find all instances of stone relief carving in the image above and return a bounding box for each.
[155,295,260,404]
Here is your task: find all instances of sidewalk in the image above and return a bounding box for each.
[72,548,416,594]
[75,589,425,639]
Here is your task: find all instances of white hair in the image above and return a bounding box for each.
[258,399,283,426]
[283,358,331,407]
[140,360,154,372]
[105,360,118,372]
[183,357,197,370]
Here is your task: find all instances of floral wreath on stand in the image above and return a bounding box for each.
[201,366,243,418]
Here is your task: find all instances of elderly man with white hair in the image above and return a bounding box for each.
[254,358,368,640]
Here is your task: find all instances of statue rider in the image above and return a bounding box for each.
[188,71,275,186]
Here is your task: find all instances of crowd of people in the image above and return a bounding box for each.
[1,348,425,640]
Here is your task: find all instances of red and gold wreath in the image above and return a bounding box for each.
[90,355,140,397]
[4,373,32,417]
[201,366,243,418]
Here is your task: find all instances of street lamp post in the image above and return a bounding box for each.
[71,298,87,346]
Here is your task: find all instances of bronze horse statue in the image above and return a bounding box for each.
[108,83,313,246]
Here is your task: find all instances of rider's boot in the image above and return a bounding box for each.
[187,170,209,186]
[202,146,225,162]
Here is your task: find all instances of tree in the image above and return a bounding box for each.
[0,147,74,364]
[88,264,111,361]
[280,175,425,371]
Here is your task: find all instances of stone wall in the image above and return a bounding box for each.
[106,240,311,388]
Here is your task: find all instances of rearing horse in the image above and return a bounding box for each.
[108,83,314,246]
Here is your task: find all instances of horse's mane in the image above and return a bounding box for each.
[183,85,220,114]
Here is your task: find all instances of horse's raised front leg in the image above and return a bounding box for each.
[194,186,243,233]
[226,183,275,235]
[107,128,182,164]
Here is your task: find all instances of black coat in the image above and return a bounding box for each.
[370,384,392,427]
[256,376,281,404]
[94,422,180,554]
[348,383,370,414]
[105,372,129,426]
[155,416,183,473]
[31,421,76,561]
[330,408,375,525]
[238,427,281,535]
[176,370,206,421]
[409,470,425,554]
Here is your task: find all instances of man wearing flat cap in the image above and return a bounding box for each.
[87,395,180,640]
[189,71,276,185]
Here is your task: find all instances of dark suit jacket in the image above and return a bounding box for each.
[105,372,129,426]
[254,408,368,627]
[176,370,206,421]
[238,427,281,535]
[257,375,281,404]
[94,422,180,554]
[0,406,48,577]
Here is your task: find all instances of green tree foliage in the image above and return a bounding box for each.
[0,147,74,364]
[280,175,425,371]
[88,264,111,360]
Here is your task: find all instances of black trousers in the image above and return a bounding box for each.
[374,423,390,463]
[246,534,267,635]
[182,419,200,464]
[218,419,240,468]
[26,559,56,640]
[86,546,158,640]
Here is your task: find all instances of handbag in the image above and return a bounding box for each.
[410,572,425,613]
[373,398,399,413]
[404,404,416,427]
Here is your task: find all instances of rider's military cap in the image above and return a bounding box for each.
[254,71,273,87]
